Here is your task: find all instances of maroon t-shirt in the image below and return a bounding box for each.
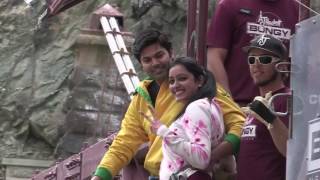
[207,0,298,105]
[236,87,289,180]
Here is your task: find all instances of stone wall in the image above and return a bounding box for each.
[0,0,203,162]
[311,0,320,14]
[0,0,201,179]
[54,30,130,158]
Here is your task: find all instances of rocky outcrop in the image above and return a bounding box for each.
[0,0,200,163]
[311,0,320,14]
[0,0,113,160]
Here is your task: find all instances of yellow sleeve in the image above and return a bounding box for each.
[216,84,245,137]
[97,95,149,177]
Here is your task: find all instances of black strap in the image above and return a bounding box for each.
[249,100,276,123]
[147,81,160,107]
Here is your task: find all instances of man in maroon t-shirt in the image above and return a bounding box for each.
[237,34,290,180]
[206,0,298,106]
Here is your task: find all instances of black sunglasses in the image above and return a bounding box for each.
[248,55,280,65]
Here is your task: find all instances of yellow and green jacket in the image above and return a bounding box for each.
[94,80,245,180]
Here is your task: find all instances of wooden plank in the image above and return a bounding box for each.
[6,177,30,180]
[80,138,109,179]
[1,158,53,168]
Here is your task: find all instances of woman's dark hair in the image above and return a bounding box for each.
[132,29,172,62]
[170,57,217,116]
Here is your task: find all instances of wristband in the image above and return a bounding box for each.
[249,100,276,124]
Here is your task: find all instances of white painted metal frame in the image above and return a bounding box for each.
[100,16,140,99]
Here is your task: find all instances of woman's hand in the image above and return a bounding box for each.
[139,105,162,134]
[90,176,101,180]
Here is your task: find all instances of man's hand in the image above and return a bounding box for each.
[242,92,275,127]
[139,105,162,134]
[214,155,237,180]
[207,155,236,180]
[206,141,234,173]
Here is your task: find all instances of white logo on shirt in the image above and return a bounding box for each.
[257,11,282,27]
[247,11,291,40]
[257,34,270,46]
[242,125,256,138]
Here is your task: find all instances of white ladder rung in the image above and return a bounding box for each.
[100,16,140,98]
[108,17,140,87]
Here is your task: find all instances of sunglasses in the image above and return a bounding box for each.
[247,55,280,65]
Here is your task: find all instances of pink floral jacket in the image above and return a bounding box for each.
[157,98,225,180]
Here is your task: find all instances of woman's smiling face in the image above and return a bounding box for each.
[168,64,202,103]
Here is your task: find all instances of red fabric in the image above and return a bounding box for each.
[237,87,289,180]
[46,0,87,16]
[188,171,212,180]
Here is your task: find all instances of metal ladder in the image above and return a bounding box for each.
[100,16,140,98]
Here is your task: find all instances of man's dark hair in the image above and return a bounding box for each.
[132,29,172,62]
[170,56,217,116]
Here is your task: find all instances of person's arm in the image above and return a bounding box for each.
[92,96,149,180]
[207,0,235,94]
[268,117,288,156]
[210,141,237,175]
[208,90,243,177]
[244,94,288,156]
[207,48,231,93]
[157,100,220,170]
[211,141,233,161]
[214,85,246,156]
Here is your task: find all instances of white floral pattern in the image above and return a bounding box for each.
[156,98,225,180]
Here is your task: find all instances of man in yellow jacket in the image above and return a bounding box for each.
[91,29,245,180]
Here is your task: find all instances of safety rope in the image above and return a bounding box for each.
[294,0,320,16]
